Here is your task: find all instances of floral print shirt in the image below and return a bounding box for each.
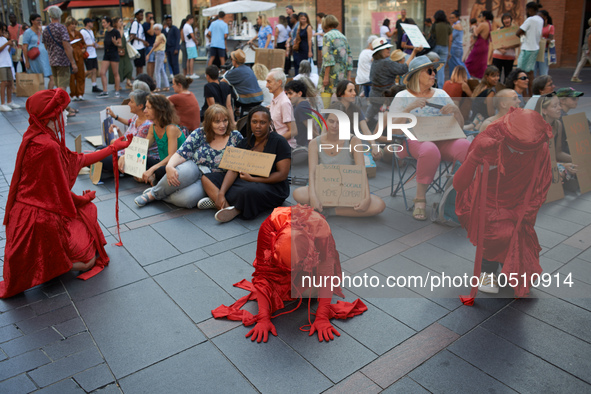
[177,129,243,172]
[43,23,70,67]
[118,115,157,159]
[318,29,353,95]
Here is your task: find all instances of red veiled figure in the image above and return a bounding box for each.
[454,107,552,304]
[0,88,132,298]
[212,205,367,342]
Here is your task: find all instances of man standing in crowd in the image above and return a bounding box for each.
[395,9,408,51]
[143,11,156,78]
[130,9,149,76]
[43,6,77,115]
[164,15,180,78]
[516,2,543,96]
[267,69,295,148]
[286,5,296,28]
[207,11,228,68]
[183,14,199,78]
[8,14,24,73]
[80,18,102,93]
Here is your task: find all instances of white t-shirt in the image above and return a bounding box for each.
[389,89,454,116]
[80,28,97,58]
[0,37,13,68]
[316,25,323,47]
[380,25,391,41]
[276,24,289,44]
[204,28,211,48]
[519,15,544,51]
[183,24,196,48]
[355,48,373,85]
[130,20,145,50]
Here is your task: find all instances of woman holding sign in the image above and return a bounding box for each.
[293,102,385,217]
[200,106,291,223]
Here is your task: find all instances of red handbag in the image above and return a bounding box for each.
[28,47,40,60]
[83,50,90,59]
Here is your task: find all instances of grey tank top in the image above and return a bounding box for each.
[316,136,354,165]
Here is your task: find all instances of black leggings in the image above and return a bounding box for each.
[492,58,514,84]
[482,259,500,274]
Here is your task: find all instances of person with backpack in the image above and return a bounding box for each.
[129,9,149,76]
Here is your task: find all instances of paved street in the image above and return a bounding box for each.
[0,66,590,393]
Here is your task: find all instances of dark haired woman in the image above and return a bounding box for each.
[380,18,394,44]
[168,74,200,131]
[492,13,518,83]
[431,10,453,89]
[535,10,554,77]
[135,105,242,208]
[293,13,314,75]
[200,106,291,222]
[465,10,493,79]
[98,16,121,98]
[23,13,54,89]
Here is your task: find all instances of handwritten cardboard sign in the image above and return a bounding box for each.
[219,147,276,177]
[537,39,547,62]
[315,164,365,207]
[124,137,150,178]
[490,26,520,50]
[400,23,430,48]
[75,134,82,153]
[411,116,466,142]
[562,112,591,194]
[545,136,565,203]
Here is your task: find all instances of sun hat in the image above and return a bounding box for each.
[366,35,378,46]
[134,8,144,15]
[371,37,393,55]
[390,49,405,62]
[231,49,246,64]
[556,87,584,98]
[401,55,444,85]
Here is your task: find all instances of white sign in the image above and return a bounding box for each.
[124,137,150,178]
[400,23,430,48]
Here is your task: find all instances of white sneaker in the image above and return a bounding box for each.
[7,102,21,109]
[215,206,240,222]
[189,74,200,79]
[78,96,85,101]
[72,96,79,101]
[170,73,174,80]
[0,104,12,112]
[479,272,499,294]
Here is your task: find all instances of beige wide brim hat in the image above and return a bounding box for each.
[390,49,406,62]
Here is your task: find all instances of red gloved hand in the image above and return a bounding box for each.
[309,299,340,342]
[245,318,277,343]
[112,134,133,151]
[472,136,498,164]
[71,190,96,207]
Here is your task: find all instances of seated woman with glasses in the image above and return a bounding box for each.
[504,68,529,106]
[389,55,469,221]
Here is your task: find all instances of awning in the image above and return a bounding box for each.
[68,0,129,8]
[44,2,66,11]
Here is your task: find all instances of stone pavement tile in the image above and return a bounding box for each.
[542,243,583,264]
[340,240,410,274]
[197,317,242,339]
[71,178,111,198]
[534,226,568,249]
[102,176,145,193]
[195,251,255,300]
[92,383,122,393]
[555,195,591,213]
[94,199,140,229]
[61,242,148,302]
[273,306,377,383]
[144,248,209,277]
[438,298,513,335]
[52,318,87,339]
[426,227,475,261]
[43,332,96,361]
[540,255,565,274]
[123,208,193,230]
[330,225,380,258]
[38,280,67,298]
[448,327,590,393]
[120,226,180,265]
[558,258,591,285]
[154,264,235,324]
[28,347,104,388]
[329,215,405,245]
[512,295,591,343]
[324,372,382,394]
[365,296,449,332]
[483,306,591,384]
[381,377,429,393]
[185,210,250,241]
[34,378,85,393]
[397,223,453,247]
[2,327,63,357]
[73,363,115,392]
[361,323,459,389]
[16,305,78,335]
[151,217,216,253]
[119,194,174,219]
[0,373,37,394]
[231,242,257,265]
[536,273,591,311]
[119,342,256,394]
[539,203,591,226]
[212,328,333,394]
[562,225,591,252]
[202,231,258,256]
[28,293,72,316]
[0,350,51,381]
[76,279,205,379]
[0,324,22,344]
[0,287,47,313]
[92,185,146,203]
[401,243,474,276]
[577,247,591,262]
[535,213,585,237]
[0,306,35,327]
[408,350,515,393]
[238,212,269,231]
[375,210,429,237]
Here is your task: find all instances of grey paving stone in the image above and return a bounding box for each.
[401,243,474,276]
[0,373,37,394]
[14,304,78,336]
[329,216,404,245]
[73,363,115,392]
[212,327,333,394]
[91,383,122,393]
[365,296,448,331]
[2,327,63,357]
[0,350,51,381]
[197,317,242,339]
[28,347,104,388]
[539,203,591,226]
[483,306,591,384]
[194,251,255,300]
[0,324,22,343]
[438,298,513,335]
[536,273,591,311]
[39,280,67,298]
[448,327,591,393]
[556,195,591,213]
[151,217,216,253]
[43,332,96,361]
[185,210,250,241]
[52,318,87,339]
[426,227,475,261]
[534,226,569,249]
[238,212,270,231]
[119,342,256,394]
[143,248,209,276]
[0,306,35,327]
[61,242,148,302]
[231,242,257,265]
[120,226,180,266]
[408,350,515,393]
[202,230,258,256]
[34,378,85,394]
[535,212,585,236]
[94,199,140,228]
[324,372,381,394]
[540,255,566,274]
[119,193,174,219]
[512,296,591,343]
[558,258,591,285]
[76,279,205,379]
[381,377,429,393]
[0,288,47,313]
[154,264,235,324]
[29,293,72,316]
[330,225,380,258]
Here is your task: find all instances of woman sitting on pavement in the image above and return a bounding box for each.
[466,65,499,131]
[389,55,469,221]
[200,106,291,222]
[168,74,200,132]
[134,105,243,208]
[293,102,386,217]
[535,93,577,166]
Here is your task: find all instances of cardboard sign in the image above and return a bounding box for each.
[124,137,150,178]
[563,112,591,194]
[89,161,103,185]
[219,147,276,177]
[98,106,133,146]
[75,135,82,153]
[85,136,104,147]
[411,116,466,142]
[545,136,565,203]
[536,39,547,62]
[315,164,365,207]
[490,26,520,50]
[400,23,430,48]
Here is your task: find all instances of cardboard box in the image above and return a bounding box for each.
[254,49,286,70]
[364,152,377,178]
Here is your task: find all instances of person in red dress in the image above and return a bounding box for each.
[0,88,132,298]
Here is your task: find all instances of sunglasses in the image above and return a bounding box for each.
[424,68,435,75]
[517,76,529,80]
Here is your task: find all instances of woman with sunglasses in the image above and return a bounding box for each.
[389,56,469,221]
[505,68,528,105]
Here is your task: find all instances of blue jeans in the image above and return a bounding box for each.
[433,45,448,89]
[152,161,205,208]
[535,52,549,77]
[448,46,470,79]
[154,51,169,89]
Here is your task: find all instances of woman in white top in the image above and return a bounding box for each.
[380,19,394,43]
[314,13,325,54]
[389,56,469,221]
[355,35,377,97]
[293,59,318,86]
[252,63,273,107]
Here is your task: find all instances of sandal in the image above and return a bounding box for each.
[154,88,162,93]
[412,198,427,221]
[134,188,154,207]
